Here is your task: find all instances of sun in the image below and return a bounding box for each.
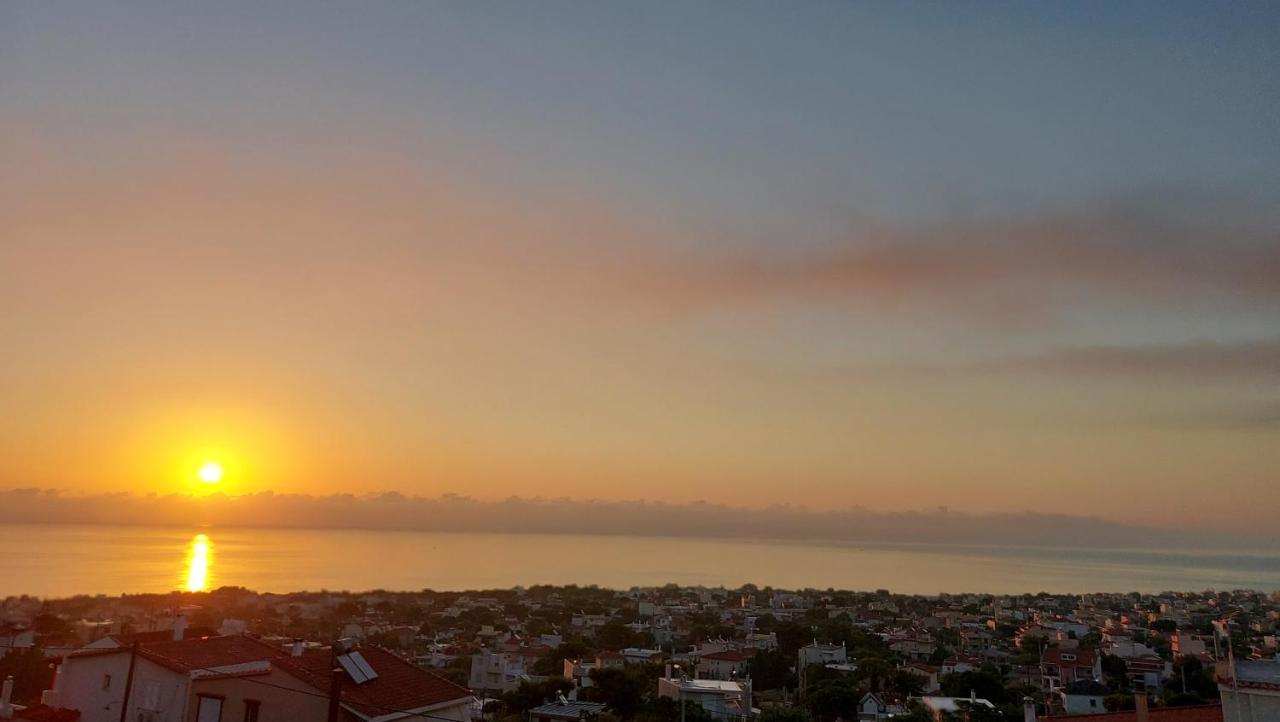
[197,461,224,484]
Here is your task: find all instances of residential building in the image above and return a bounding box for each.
[657,677,752,721]
[1041,648,1102,693]
[1055,680,1108,715]
[797,643,846,670]
[469,650,530,695]
[900,663,941,694]
[697,649,755,681]
[41,634,473,722]
[1219,659,1280,721]
[1171,634,1209,658]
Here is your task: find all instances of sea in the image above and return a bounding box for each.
[0,523,1276,598]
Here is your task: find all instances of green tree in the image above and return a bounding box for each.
[758,706,812,722]
[852,657,894,693]
[0,645,51,704]
[1169,656,1219,700]
[584,666,653,719]
[940,670,1009,705]
[807,679,861,722]
[751,648,796,691]
[500,678,574,717]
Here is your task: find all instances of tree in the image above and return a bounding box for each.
[534,641,595,676]
[32,613,70,638]
[1101,654,1128,689]
[584,666,653,719]
[758,706,812,722]
[852,657,894,693]
[751,648,796,691]
[0,645,52,704]
[940,670,1008,705]
[500,678,573,717]
[886,669,926,698]
[1169,656,1219,700]
[597,621,643,651]
[807,679,861,722]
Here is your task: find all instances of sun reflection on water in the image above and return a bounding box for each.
[185,533,212,592]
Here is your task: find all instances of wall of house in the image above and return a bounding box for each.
[1221,687,1280,722]
[126,657,191,722]
[55,652,134,722]
[1061,695,1103,714]
[189,669,327,722]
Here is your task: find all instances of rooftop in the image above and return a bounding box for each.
[528,701,608,720]
[1045,704,1223,722]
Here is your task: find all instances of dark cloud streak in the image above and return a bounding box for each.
[0,489,1262,548]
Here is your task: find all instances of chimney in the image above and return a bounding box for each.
[1134,692,1148,722]
[173,614,188,641]
[0,675,14,719]
[665,663,672,680]
[292,639,305,657]
[41,664,64,708]
[1023,697,1036,722]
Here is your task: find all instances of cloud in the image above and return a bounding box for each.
[5,125,1277,329]
[1144,401,1280,431]
[977,338,1280,380]
[611,192,1280,321]
[0,488,1259,549]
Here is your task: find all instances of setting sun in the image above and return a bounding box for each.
[198,462,223,484]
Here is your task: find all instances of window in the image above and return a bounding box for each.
[1090,699,1098,708]
[140,680,162,711]
[102,674,112,691]
[196,695,224,722]
[243,699,261,722]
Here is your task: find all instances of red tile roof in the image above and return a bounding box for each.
[67,635,472,717]
[1045,704,1222,722]
[13,706,82,722]
[135,634,288,672]
[274,645,473,717]
[1043,648,1097,668]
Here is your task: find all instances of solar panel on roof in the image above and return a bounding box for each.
[349,651,378,682]
[337,651,378,684]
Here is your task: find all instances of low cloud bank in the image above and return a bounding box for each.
[0,489,1254,550]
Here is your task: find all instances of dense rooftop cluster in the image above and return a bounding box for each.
[2,585,1278,721]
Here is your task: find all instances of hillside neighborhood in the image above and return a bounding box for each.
[2,585,1278,722]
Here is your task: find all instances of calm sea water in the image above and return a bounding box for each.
[0,524,1276,598]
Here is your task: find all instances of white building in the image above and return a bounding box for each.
[469,650,531,695]
[798,642,846,669]
[1220,659,1280,721]
[657,676,752,720]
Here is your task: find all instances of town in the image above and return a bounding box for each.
[2,584,1277,722]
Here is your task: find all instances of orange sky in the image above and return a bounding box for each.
[2,3,1278,534]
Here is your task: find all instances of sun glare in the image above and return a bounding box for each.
[185,533,211,592]
[198,461,223,484]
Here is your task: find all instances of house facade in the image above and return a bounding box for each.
[42,635,473,722]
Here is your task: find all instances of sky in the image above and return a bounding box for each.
[1,2,1277,535]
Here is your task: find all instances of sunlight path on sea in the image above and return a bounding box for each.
[0,524,1275,598]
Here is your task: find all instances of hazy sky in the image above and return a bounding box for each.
[2,2,1277,533]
